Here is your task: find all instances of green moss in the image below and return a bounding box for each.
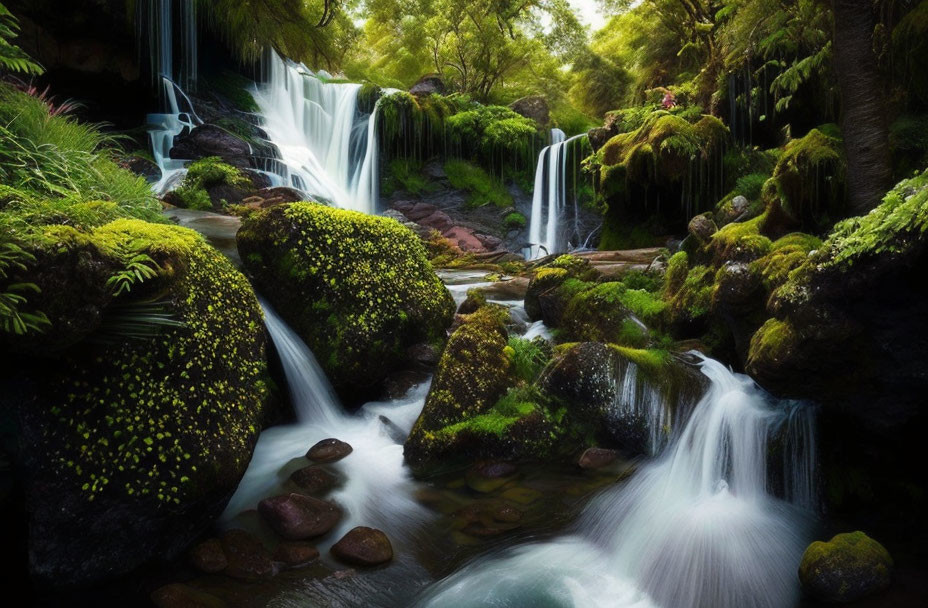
[239,202,455,394]
[504,211,527,230]
[751,232,821,290]
[709,213,772,262]
[770,127,846,228]
[665,264,716,326]
[507,336,551,384]
[171,157,250,211]
[205,71,259,112]
[382,159,432,196]
[444,160,513,208]
[799,532,893,602]
[747,318,799,368]
[607,345,670,374]
[31,220,268,504]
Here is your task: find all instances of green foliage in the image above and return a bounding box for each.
[444,160,513,208]
[0,241,49,335]
[506,336,551,384]
[735,173,769,200]
[504,211,527,231]
[204,71,259,112]
[171,156,249,211]
[770,127,846,228]
[383,159,431,196]
[0,3,43,75]
[105,238,161,296]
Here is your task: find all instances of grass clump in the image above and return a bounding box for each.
[506,336,551,384]
[383,159,431,196]
[444,160,513,208]
[504,211,527,230]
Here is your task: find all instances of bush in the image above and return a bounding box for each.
[504,211,527,230]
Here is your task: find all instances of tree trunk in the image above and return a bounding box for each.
[831,0,893,214]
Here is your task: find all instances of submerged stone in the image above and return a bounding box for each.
[289,466,337,495]
[272,541,320,567]
[220,529,275,582]
[189,538,227,574]
[578,447,619,469]
[258,493,342,540]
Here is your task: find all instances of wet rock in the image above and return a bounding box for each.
[731,195,750,216]
[462,521,516,537]
[466,462,517,492]
[170,124,251,167]
[410,74,446,97]
[509,95,550,128]
[220,529,275,581]
[289,466,337,495]
[588,126,613,153]
[381,209,409,223]
[306,438,353,463]
[688,213,718,243]
[492,504,523,523]
[273,541,320,567]
[392,200,415,214]
[381,369,430,400]
[242,186,304,210]
[258,494,342,539]
[475,233,504,251]
[151,583,227,608]
[189,538,227,574]
[578,447,619,469]
[799,532,893,603]
[378,415,408,444]
[407,342,440,367]
[331,527,394,566]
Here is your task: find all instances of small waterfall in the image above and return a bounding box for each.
[261,300,342,427]
[417,355,817,608]
[141,0,200,194]
[609,361,676,455]
[251,53,380,213]
[526,129,587,259]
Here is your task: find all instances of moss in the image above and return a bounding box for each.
[28,220,268,505]
[607,345,670,375]
[504,211,527,230]
[171,157,250,211]
[746,318,800,370]
[799,532,893,602]
[507,336,551,384]
[751,232,821,290]
[444,160,513,208]
[382,159,431,196]
[664,251,689,295]
[769,127,846,229]
[238,202,455,397]
[708,213,772,263]
[205,71,259,112]
[665,264,716,327]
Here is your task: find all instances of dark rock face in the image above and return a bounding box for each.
[258,494,342,540]
[409,74,446,97]
[170,125,252,167]
[189,538,228,574]
[509,95,550,129]
[330,527,394,566]
[306,438,353,463]
[220,529,275,581]
[289,466,337,495]
[798,532,893,603]
[272,541,320,567]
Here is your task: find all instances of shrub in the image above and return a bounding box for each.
[444,160,513,208]
[504,211,527,230]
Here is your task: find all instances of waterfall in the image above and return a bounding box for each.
[141,0,200,194]
[251,53,380,213]
[261,300,342,427]
[609,361,677,455]
[526,129,587,260]
[417,355,817,608]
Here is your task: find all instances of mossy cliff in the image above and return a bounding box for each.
[237,202,455,401]
[1,219,270,586]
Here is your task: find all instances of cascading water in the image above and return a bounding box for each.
[251,53,380,213]
[526,129,587,260]
[417,356,817,608]
[141,0,200,194]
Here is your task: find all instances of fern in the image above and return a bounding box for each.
[0,240,49,335]
[106,239,161,296]
[0,3,43,75]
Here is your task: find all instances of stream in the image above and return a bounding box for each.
[169,208,819,608]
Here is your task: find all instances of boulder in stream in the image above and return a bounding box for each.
[331,527,394,566]
[258,493,342,540]
[306,438,353,463]
[289,466,338,494]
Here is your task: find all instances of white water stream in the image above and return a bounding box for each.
[417,357,816,608]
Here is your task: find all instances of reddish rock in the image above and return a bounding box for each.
[578,447,620,469]
[289,466,337,495]
[151,583,227,608]
[475,233,504,251]
[443,227,486,252]
[189,538,227,574]
[406,202,438,221]
[420,211,454,233]
[392,200,415,214]
[273,541,320,567]
[330,527,394,566]
[306,438,353,463]
[220,529,275,581]
[258,493,342,540]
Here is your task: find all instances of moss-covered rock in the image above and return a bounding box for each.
[6,219,270,586]
[165,156,261,212]
[404,306,529,472]
[238,202,455,400]
[524,254,598,323]
[561,281,665,345]
[798,532,893,603]
[539,342,706,454]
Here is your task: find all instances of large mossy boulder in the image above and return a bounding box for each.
[798,532,893,603]
[2,219,270,586]
[237,202,455,401]
[524,254,598,324]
